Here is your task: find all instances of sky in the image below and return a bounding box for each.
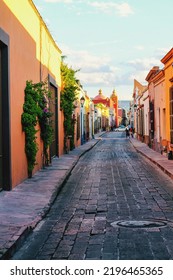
[33,0,172,100]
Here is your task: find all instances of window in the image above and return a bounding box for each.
[150,102,154,139]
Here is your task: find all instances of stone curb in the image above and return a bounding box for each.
[131,140,170,174]
[130,138,173,197]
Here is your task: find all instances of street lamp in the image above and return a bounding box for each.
[134,104,137,111]
[80,96,85,107]
[80,96,85,144]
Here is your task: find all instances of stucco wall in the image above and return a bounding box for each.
[0,0,62,188]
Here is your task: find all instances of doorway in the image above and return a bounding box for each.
[49,82,58,158]
[0,45,2,188]
[0,29,11,190]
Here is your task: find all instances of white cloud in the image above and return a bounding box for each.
[126,53,167,84]
[61,46,169,93]
[45,0,73,3]
[129,71,148,84]
[88,1,134,17]
[77,71,124,87]
[44,0,134,17]
[127,57,162,71]
[62,46,121,87]
[154,47,172,60]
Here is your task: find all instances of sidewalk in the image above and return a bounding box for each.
[131,138,173,197]
[0,133,103,260]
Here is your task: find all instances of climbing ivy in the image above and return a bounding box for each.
[60,60,79,151]
[21,80,53,177]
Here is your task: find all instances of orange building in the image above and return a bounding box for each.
[161,48,173,155]
[0,0,62,190]
[110,89,118,127]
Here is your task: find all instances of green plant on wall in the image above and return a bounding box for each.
[37,82,53,165]
[21,80,53,177]
[21,81,39,177]
[60,59,79,152]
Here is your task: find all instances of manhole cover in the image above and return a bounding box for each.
[111,220,167,228]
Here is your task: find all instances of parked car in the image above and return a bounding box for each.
[115,125,126,132]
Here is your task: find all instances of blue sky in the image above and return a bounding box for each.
[33,0,172,100]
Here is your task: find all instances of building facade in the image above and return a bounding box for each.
[161,48,173,155]
[92,89,118,131]
[0,0,62,190]
[131,48,173,159]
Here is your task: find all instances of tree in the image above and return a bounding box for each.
[60,60,79,152]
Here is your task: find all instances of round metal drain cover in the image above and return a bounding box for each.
[112,220,167,228]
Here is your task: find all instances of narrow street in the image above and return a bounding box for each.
[12,132,173,260]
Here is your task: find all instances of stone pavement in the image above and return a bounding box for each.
[1,134,173,259]
[0,133,103,260]
[11,134,173,260]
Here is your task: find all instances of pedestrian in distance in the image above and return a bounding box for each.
[129,127,134,138]
[125,127,130,138]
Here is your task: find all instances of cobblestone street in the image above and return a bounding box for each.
[12,132,173,260]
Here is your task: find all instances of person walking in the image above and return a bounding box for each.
[129,127,134,138]
[125,127,130,138]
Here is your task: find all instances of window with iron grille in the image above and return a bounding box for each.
[149,101,154,139]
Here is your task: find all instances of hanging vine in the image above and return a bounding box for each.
[21,80,53,177]
[60,60,79,152]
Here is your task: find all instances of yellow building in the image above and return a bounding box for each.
[95,103,109,131]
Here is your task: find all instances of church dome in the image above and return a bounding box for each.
[93,89,107,101]
[93,89,110,106]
